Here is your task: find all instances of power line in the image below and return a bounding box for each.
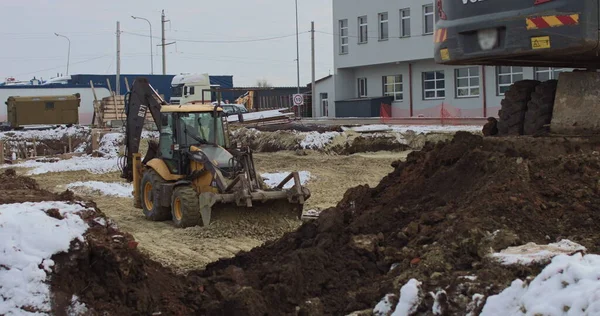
[12,55,110,77]
[122,30,309,43]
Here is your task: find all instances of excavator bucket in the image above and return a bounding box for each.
[197,171,311,227]
[550,72,600,135]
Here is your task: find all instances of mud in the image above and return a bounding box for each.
[30,151,398,272]
[187,133,600,315]
[249,122,344,133]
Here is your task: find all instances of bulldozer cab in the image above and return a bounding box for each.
[158,105,232,174]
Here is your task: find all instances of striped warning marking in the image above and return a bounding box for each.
[434,28,447,43]
[526,14,580,30]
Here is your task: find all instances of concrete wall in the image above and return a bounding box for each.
[333,0,436,69]
[313,76,335,117]
[332,58,543,118]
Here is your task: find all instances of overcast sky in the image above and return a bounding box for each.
[1,0,333,86]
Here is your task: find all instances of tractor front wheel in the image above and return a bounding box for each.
[171,186,202,228]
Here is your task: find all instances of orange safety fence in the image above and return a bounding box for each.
[380,103,392,124]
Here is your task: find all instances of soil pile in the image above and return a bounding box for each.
[189,132,600,315]
[1,169,205,315]
[6,130,600,315]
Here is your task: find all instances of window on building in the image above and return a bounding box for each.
[379,12,389,40]
[45,102,55,110]
[400,8,411,37]
[383,75,403,101]
[534,67,568,81]
[423,4,434,35]
[358,16,368,43]
[455,67,480,98]
[339,19,349,54]
[496,66,524,95]
[423,71,445,99]
[358,78,368,97]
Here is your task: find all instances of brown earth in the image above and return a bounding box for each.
[187,133,600,315]
[5,132,600,315]
[29,151,400,272]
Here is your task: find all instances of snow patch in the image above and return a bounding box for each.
[481,253,600,315]
[300,131,340,149]
[430,290,446,315]
[343,124,482,134]
[373,294,396,316]
[0,201,91,315]
[261,171,311,189]
[392,279,422,316]
[67,181,133,197]
[0,126,89,141]
[98,133,123,158]
[16,156,119,175]
[466,294,485,316]
[66,295,88,316]
[489,239,586,266]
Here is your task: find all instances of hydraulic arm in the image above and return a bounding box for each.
[121,78,166,182]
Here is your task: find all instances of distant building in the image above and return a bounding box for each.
[317,0,569,118]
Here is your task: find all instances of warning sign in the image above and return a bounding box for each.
[531,36,551,49]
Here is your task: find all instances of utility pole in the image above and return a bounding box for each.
[161,10,167,75]
[158,10,175,75]
[116,21,121,96]
[295,0,300,94]
[311,21,316,117]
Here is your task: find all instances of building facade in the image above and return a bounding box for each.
[320,0,567,118]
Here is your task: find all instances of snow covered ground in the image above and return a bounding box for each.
[481,253,600,315]
[489,239,586,266]
[66,181,133,198]
[300,132,341,149]
[0,125,90,141]
[14,156,120,176]
[344,124,483,134]
[0,201,91,315]
[261,171,311,189]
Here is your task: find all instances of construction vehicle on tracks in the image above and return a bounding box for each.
[119,77,311,228]
[434,0,600,136]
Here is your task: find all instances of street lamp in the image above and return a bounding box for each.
[54,33,70,75]
[294,0,300,94]
[131,15,154,75]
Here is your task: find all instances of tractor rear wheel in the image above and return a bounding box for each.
[497,80,541,136]
[140,170,171,221]
[171,186,202,228]
[523,79,558,135]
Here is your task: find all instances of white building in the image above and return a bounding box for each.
[316,0,566,118]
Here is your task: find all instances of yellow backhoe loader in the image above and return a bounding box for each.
[119,77,310,228]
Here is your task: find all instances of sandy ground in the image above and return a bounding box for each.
[23,151,405,272]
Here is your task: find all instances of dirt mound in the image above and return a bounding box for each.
[7,131,600,315]
[0,168,61,203]
[0,170,198,315]
[186,133,600,315]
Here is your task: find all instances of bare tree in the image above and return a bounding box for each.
[256,79,272,87]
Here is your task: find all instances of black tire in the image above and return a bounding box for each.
[497,80,541,136]
[171,186,201,228]
[140,170,171,221]
[523,80,558,135]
